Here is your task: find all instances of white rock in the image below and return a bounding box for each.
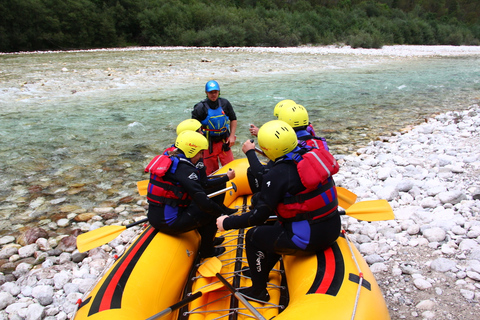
[460,289,475,300]
[413,278,432,290]
[25,303,45,320]
[430,258,456,273]
[31,285,54,306]
[0,292,15,310]
[416,299,435,310]
[422,227,446,242]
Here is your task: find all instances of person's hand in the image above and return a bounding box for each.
[242,139,255,154]
[249,124,258,136]
[216,215,228,232]
[226,135,236,147]
[226,169,235,180]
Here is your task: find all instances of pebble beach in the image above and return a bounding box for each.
[1,45,480,319]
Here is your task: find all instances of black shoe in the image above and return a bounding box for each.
[212,236,225,246]
[200,246,225,259]
[239,286,270,302]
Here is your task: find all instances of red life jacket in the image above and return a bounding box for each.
[276,148,339,222]
[144,155,191,207]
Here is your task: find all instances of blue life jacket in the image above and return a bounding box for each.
[200,100,229,137]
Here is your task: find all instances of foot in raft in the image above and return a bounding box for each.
[200,246,225,259]
[212,236,225,246]
[239,286,270,302]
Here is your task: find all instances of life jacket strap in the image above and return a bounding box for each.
[278,200,338,223]
[282,179,334,205]
[147,195,190,207]
[148,178,186,199]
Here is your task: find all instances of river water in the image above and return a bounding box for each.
[1,46,479,235]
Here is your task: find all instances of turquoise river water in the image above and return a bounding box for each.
[0,46,479,235]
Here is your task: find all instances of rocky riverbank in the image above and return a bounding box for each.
[1,106,479,319]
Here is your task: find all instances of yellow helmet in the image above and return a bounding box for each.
[273,99,296,118]
[176,119,202,135]
[277,104,309,128]
[258,120,298,161]
[175,130,208,158]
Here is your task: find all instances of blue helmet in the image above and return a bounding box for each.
[205,80,220,92]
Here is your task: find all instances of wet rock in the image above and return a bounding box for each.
[55,236,77,252]
[73,213,96,222]
[17,228,49,246]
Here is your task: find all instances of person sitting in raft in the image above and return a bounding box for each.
[216,120,341,302]
[277,103,329,151]
[192,80,237,175]
[173,119,237,215]
[249,99,317,138]
[145,130,235,258]
[246,102,330,193]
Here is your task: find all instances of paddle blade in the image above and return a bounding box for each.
[345,199,394,221]
[76,225,127,253]
[198,257,223,278]
[336,187,357,209]
[137,180,148,196]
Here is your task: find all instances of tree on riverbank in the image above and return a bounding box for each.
[1,0,479,52]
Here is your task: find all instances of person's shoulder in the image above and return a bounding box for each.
[194,100,208,109]
[218,97,231,105]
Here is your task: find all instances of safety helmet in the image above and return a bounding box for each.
[273,99,296,118]
[257,120,298,161]
[176,119,202,135]
[205,80,220,92]
[175,130,208,158]
[277,104,309,129]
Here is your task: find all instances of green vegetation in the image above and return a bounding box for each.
[1,0,479,52]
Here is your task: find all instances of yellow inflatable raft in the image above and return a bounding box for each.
[73,158,391,320]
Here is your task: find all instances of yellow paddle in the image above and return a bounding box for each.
[266,199,394,222]
[198,257,267,320]
[139,179,358,210]
[76,218,148,253]
[146,281,224,320]
[336,186,357,209]
[342,199,394,221]
[77,184,237,253]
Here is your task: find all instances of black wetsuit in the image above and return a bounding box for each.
[147,155,228,257]
[222,150,341,295]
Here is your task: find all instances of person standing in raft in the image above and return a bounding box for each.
[192,80,237,175]
[145,130,235,258]
[216,120,341,302]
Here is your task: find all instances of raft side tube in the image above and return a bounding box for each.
[73,228,200,320]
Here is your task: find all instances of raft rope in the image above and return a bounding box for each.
[342,230,364,320]
[184,197,284,319]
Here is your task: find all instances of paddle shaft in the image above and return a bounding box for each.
[146,291,202,320]
[215,273,266,320]
[78,184,237,253]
